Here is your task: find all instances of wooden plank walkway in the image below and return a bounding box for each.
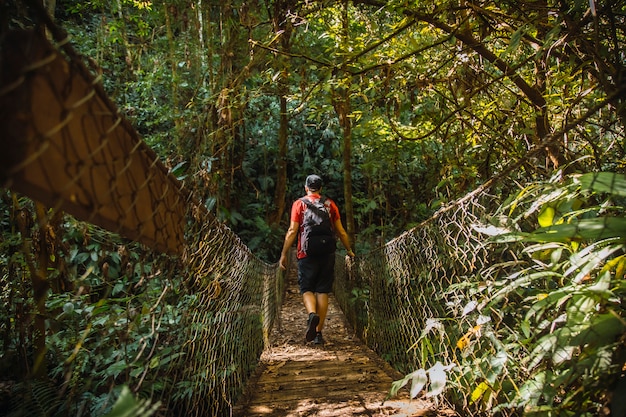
[233,260,440,417]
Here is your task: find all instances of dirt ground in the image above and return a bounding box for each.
[233,260,456,417]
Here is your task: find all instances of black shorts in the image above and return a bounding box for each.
[297,253,336,294]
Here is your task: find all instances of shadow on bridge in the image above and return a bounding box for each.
[233,257,440,417]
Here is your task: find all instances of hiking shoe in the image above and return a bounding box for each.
[305,313,320,342]
[314,332,325,345]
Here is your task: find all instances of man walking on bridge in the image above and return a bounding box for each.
[279,174,355,345]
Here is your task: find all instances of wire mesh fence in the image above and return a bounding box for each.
[334,192,503,386]
[335,176,626,415]
[0,13,285,416]
[0,27,186,255]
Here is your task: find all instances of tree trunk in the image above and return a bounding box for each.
[270,1,293,226]
[533,0,561,170]
[164,4,182,146]
[213,2,237,213]
[339,0,355,246]
[115,0,133,70]
[14,199,51,379]
[341,98,355,246]
[45,0,55,19]
[271,91,289,225]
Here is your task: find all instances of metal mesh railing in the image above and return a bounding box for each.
[335,177,626,415]
[335,193,499,375]
[0,18,285,417]
[0,27,186,255]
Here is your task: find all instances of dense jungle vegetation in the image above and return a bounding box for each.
[21,0,626,258]
[2,0,626,416]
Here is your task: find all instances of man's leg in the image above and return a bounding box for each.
[302,291,317,314]
[315,292,329,332]
[314,252,334,334]
[303,291,320,342]
[299,258,321,342]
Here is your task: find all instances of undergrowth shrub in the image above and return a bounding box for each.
[393,171,626,416]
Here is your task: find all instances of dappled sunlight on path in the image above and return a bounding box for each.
[233,259,449,417]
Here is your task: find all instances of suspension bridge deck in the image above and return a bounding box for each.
[233,260,436,417]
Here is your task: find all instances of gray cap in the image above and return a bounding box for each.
[305,174,323,191]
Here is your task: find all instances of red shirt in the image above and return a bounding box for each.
[291,193,341,259]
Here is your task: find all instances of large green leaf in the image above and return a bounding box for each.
[527,334,558,370]
[578,172,626,197]
[570,313,625,347]
[529,218,626,243]
[516,371,547,406]
[565,244,624,283]
[538,205,556,227]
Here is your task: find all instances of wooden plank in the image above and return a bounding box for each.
[233,277,437,417]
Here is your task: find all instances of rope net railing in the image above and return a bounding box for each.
[0,19,284,417]
[335,194,496,370]
[335,175,626,415]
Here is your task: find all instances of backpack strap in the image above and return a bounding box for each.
[299,197,329,217]
[299,196,326,206]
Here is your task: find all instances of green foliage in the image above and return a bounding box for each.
[53,0,626,256]
[6,380,66,417]
[447,172,626,414]
[0,194,185,415]
[101,386,160,417]
[387,171,626,415]
[5,382,158,417]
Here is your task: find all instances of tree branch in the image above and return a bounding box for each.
[352,0,547,109]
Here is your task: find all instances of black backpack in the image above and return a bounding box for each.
[299,197,336,256]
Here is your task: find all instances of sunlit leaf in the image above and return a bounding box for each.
[103,385,160,417]
[552,345,574,365]
[484,349,508,384]
[529,218,626,243]
[571,313,626,346]
[410,369,428,398]
[538,206,555,227]
[567,294,597,322]
[565,244,623,283]
[426,362,453,397]
[471,223,511,236]
[521,320,532,338]
[525,289,572,322]
[587,270,612,293]
[470,381,491,405]
[528,334,557,370]
[517,371,546,406]
[489,271,561,307]
[389,373,412,399]
[462,300,477,316]
[602,254,626,278]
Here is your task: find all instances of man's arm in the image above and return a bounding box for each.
[333,219,355,257]
[279,221,299,270]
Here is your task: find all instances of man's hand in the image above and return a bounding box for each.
[280,221,298,271]
[279,253,288,270]
[347,249,355,258]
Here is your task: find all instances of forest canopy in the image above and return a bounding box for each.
[32,0,624,259]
